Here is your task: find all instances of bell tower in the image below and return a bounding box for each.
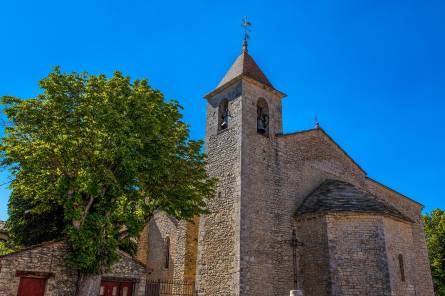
[196,34,286,295]
[202,46,285,140]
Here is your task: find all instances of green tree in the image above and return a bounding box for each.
[423,209,445,296]
[8,190,65,246]
[0,241,13,255]
[8,189,136,255]
[1,68,215,295]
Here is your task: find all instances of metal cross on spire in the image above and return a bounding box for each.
[241,16,252,52]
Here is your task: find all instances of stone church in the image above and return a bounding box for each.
[136,41,435,296]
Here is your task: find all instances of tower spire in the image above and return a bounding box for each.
[241,16,252,52]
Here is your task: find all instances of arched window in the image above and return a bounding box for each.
[164,237,170,269]
[257,98,269,135]
[218,99,229,131]
[398,254,405,282]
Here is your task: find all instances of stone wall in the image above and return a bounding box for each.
[0,241,147,296]
[295,215,330,296]
[136,223,150,270]
[295,212,428,296]
[239,79,285,296]
[0,221,8,242]
[145,212,179,281]
[106,252,148,296]
[326,214,391,296]
[383,217,417,296]
[275,128,434,296]
[0,242,77,296]
[271,129,365,296]
[194,109,435,296]
[183,217,199,282]
[196,81,243,295]
[366,179,435,296]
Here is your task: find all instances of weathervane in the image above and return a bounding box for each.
[241,16,252,52]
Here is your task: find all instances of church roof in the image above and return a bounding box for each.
[217,50,273,89]
[296,179,412,222]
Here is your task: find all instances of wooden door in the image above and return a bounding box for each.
[119,282,133,296]
[17,277,46,296]
[100,281,133,296]
[100,281,119,296]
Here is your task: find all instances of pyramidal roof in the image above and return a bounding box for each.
[217,49,273,89]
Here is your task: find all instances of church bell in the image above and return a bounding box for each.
[257,118,266,134]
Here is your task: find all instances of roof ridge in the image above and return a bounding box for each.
[0,240,64,258]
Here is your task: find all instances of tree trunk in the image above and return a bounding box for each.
[76,273,101,296]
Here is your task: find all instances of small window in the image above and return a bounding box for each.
[218,99,229,131]
[257,98,269,135]
[398,254,405,282]
[164,237,171,269]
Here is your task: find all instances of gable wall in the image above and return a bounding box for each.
[277,130,434,296]
[270,130,367,296]
[0,243,77,296]
[145,212,180,281]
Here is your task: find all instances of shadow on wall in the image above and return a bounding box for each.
[147,215,175,281]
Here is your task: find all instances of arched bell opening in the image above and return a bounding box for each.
[257,98,269,135]
[218,99,229,131]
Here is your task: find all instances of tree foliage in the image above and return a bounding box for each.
[7,190,65,246]
[0,241,13,256]
[1,68,215,274]
[422,209,445,295]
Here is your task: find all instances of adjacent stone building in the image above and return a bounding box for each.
[0,241,148,296]
[137,42,435,296]
[0,221,8,242]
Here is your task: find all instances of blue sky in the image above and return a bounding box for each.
[0,0,444,220]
